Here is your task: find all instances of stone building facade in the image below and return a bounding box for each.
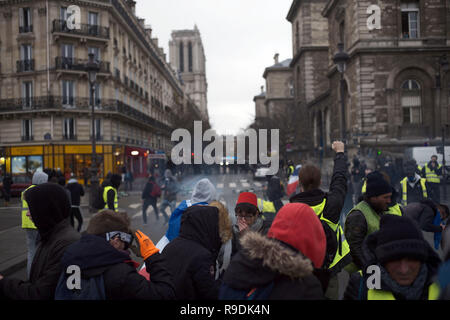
[0,0,202,180]
[287,0,450,163]
[169,26,209,122]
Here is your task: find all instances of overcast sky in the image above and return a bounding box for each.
[135,0,293,136]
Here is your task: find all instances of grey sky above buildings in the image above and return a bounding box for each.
[135,0,293,136]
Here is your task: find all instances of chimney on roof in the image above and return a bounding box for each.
[274,53,279,64]
[261,85,264,93]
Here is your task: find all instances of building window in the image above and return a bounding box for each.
[88,12,99,36]
[62,80,75,107]
[22,81,33,108]
[401,79,422,124]
[88,47,100,61]
[19,7,33,33]
[179,42,184,72]
[188,42,193,72]
[18,44,33,72]
[63,118,76,140]
[22,119,33,141]
[401,1,419,39]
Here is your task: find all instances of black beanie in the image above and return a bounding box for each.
[365,171,392,198]
[375,215,428,265]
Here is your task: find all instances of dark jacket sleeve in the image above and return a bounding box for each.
[117,253,175,300]
[107,189,115,210]
[79,185,84,197]
[343,272,364,300]
[0,238,75,300]
[323,152,348,224]
[420,210,442,233]
[344,210,367,270]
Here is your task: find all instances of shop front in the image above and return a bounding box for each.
[124,146,149,178]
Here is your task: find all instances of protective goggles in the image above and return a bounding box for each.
[105,231,133,248]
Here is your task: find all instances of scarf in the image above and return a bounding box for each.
[379,263,428,300]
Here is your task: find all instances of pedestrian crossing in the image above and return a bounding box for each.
[215,180,263,190]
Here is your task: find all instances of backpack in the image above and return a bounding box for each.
[92,186,105,210]
[54,270,106,300]
[219,281,274,300]
[150,181,162,198]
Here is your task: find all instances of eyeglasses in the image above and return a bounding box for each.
[235,213,256,221]
[106,231,133,248]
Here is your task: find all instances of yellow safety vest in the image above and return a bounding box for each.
[424,165,441,184]
[310,199,351,271]
[367,283,440,300]
[401,177,428,206]
[257,198,276,213]
[103,186,118,211]
[386,203,402,216]
[21,185,37,229]
[361,179,367,194]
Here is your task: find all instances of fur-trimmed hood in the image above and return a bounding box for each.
[241,231,313,279]
[223,231,314,291]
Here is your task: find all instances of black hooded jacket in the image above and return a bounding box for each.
[160,205,223,300]
[0,183,80,299]
[220,231,324,300]
[59,234,175,300]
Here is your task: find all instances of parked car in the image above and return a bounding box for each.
[0,175,32,198]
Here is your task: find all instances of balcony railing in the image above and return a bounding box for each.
[52,19,109,39]
[21,135,34,141]
[0,96,172,133]
[55,57,110,73]
[62,134,77,141]
[17,59,35,72]
[19,25,33,33]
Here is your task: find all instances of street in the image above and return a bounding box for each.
[0,170,274,281]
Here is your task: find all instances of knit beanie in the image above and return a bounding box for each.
[86,210,131,235]
[374,214,428,265]
[365,171,392,198]
[267,203,326,268]
[236,192,258,210]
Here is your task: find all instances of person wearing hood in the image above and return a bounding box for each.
[159,169,178,223]
[160,204,232,300]
[265,175,285,212]
[103,173,121,212]
[66,176,85,232]
[400,160,428,206]
[156,178,217,251]
[219,203,326,300]
[54,210,175,300]
[344,214,442,300]
[21,171,48,278]
[289,141,350,299]
[0,183,80,299]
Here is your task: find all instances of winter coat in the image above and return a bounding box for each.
[220,231,324,300]
[142,178,158,203]
[59,234,175,300]
[267,176,284,202]
[0,183,80,299]
[344,227,441,300]
[160,205,230,300]
[403,200,442,233]
[66,179,84,206]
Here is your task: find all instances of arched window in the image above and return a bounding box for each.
[401,79,422,124]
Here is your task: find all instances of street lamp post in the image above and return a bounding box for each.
[86,53,100,212]
[436,54,448,182]
[333,43,350,143]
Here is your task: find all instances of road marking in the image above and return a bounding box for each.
[217,183,224,189]
[241,182,250,188]
[254,182,262,187]
[129,203,141,209]
[229,182,236,188]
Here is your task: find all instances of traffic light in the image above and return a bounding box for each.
[377,150,382,156]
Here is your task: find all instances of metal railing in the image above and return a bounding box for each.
[55,57,110,73]
[52,19,109,39]
[17,59,35,72]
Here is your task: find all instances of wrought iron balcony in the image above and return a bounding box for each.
[52,19,109,39]
[55,57,110,74]
[19,25,33,33]
[17,59,35,72]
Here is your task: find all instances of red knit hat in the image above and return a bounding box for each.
[236,192,258,208]
[267,203,326,268]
